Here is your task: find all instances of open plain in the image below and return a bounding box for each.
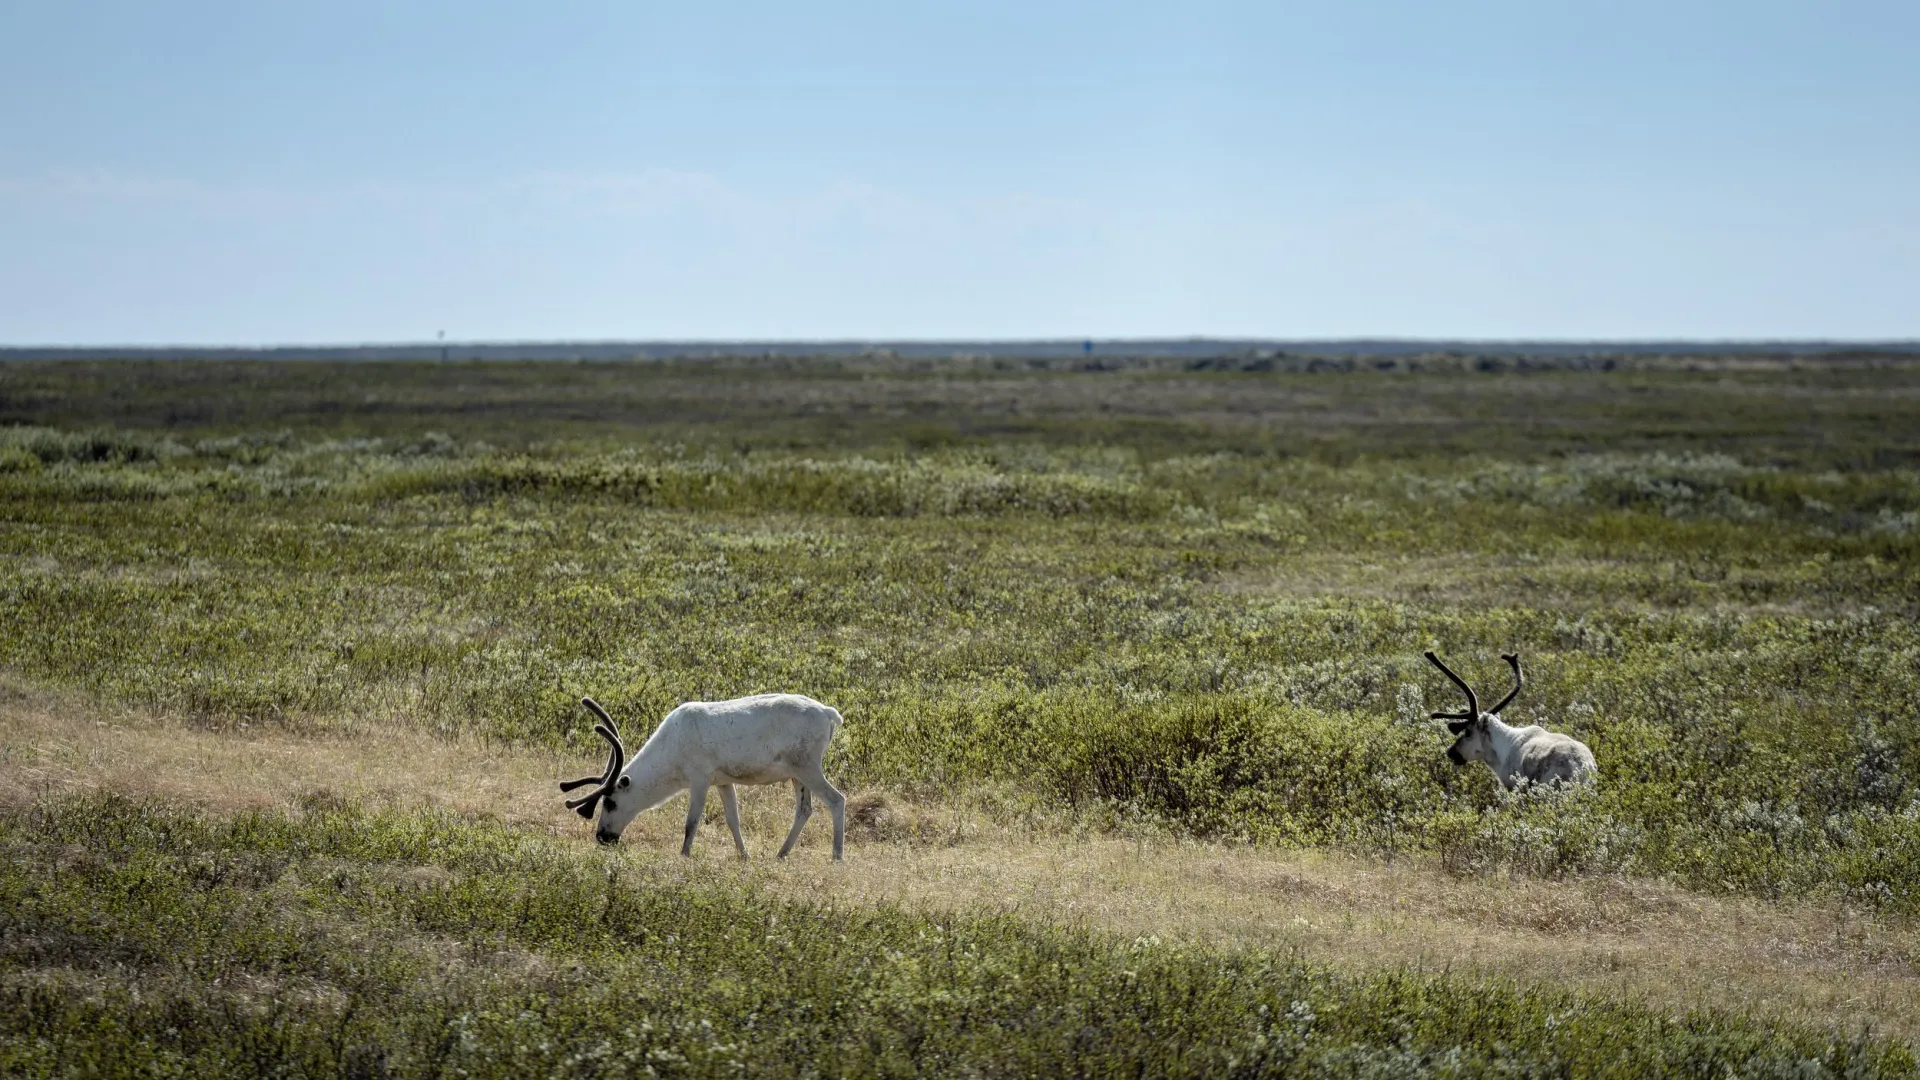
[3,355,1919,1076]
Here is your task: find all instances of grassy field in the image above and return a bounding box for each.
[3,357,1919,1076]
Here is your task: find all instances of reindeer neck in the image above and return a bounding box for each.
[1482,715,1532,777]
[619,742,688,812]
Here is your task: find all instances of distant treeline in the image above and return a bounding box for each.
[4,338,1918,367]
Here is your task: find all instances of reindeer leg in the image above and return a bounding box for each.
[719,784,748,861]
[776,779,812,858]
[682,780,710,857]
[799,765,846,863]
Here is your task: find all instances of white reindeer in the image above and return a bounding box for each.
[1424,652,1595,790]
[558,694,847,860]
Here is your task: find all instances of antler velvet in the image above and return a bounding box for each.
[559,698,625,819]
[1487,653,1524,716]
[1424,651,1480,720]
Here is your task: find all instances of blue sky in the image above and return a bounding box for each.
[2,1,1915,344]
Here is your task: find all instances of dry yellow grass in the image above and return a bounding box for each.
[4,687,1917,1040]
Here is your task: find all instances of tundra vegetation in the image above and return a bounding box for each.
[2,356,1919,1076]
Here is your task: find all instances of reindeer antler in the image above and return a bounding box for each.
[1486,653,1524,716]
[580,697,615,727]
[1425,651,1480,720]
[557,730,617,792]
[559,698,625,819]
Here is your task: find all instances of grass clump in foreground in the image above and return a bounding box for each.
[2,796,1911,1079]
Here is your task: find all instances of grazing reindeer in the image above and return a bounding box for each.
[1425,652,1595,790]
[560,694,847,860]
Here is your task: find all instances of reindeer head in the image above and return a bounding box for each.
[1424,651,1523,768]
[558,697,628,845]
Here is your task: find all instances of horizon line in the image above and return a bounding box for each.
[6,335,1920,352]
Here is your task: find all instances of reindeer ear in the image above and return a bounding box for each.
[1447,720,1471,735]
